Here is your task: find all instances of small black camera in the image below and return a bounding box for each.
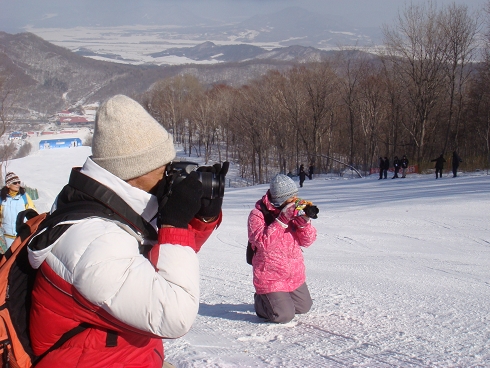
[168,160,225,199]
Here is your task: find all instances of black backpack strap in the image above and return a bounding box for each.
[33,323,119,365]
[33,323,90,365]
[105,330,118,348]
[259,201,276,226]
[68,169,157,241]
[247,201,277,265]
[28,201,120,251]
[16,209,39,237]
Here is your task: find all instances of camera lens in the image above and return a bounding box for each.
[304,205,319,219]
[169,161,225,200]
[196,172,225,199]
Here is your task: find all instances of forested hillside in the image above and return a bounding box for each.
[139,2,490,181]
[1,2,489,182]
[0,32,325,114]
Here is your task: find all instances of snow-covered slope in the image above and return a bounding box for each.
[7,147,490,367]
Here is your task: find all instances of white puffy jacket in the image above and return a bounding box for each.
[27,158,213,367]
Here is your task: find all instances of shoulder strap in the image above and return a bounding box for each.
[33,323,91,365]
[259,201,276,226]
[27,201,132,252]
[68,169,157,241]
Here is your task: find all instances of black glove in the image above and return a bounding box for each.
[196,161,229,219]
[157,172,203,228]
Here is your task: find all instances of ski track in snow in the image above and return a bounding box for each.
[7,148,490,367]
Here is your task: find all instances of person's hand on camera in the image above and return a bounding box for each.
[195,161,229,221]
[291,204,319,228]
[276,201,296,228]
[157,172,203,229]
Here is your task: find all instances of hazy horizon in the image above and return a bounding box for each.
[1,0,487,32]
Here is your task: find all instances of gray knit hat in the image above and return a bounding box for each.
[270,174,298,206]
[92,95,176,180]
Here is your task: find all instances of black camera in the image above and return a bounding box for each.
[168,160,225,199]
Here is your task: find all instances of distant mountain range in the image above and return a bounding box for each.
[140,41,338,64]
[2,3,384,51]
[0,31,373,115]
[6,6,383,67]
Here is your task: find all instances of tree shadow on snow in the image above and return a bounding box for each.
[199,302,263,323]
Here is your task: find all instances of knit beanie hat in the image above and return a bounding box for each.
[270,174,298,206]
[5,172,20,186]
[92,95,176,180]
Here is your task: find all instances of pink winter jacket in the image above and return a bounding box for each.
[248,192,317,294]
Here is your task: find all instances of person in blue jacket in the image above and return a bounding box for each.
[0,172,36,250]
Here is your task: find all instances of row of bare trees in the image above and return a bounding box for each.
[138,1,489,183]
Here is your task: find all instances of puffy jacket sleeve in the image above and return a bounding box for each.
[189,212,222,252]
[53,219,201,339]
[291,217,317,248]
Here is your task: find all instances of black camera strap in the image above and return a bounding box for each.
[68,168,158,241]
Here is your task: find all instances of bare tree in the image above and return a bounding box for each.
[233,83,273,184]
[0,73,20,181]
[439,3,481,153]
[147,74,202,154]
[383,1,449,164]
[357,61,389,171]
[335,50,368,167]
[299,62,339,169]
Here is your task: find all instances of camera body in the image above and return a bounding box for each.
[294,198,319,219]
[168,160,225,199]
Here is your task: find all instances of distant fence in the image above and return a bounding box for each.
[39,138,82,150]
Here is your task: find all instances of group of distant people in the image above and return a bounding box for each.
[378,155,409,180]
[378,151,462,180]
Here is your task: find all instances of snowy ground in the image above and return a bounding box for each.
[7,147,490,367]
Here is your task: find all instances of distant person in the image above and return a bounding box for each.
[308,163,314,180]
[401,155,409,178]
[392,156,400,179]
[286,171,294,178]
[378,157,384,180]
[383,157,389,179]
[0,172,37,251]
[248,174,317,323]
[299,164,307,188]
[452,151,462,177]
[431,154,446,179]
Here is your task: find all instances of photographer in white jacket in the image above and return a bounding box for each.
[28,95,226,367]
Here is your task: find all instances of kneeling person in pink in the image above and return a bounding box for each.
[248,174,318,323]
